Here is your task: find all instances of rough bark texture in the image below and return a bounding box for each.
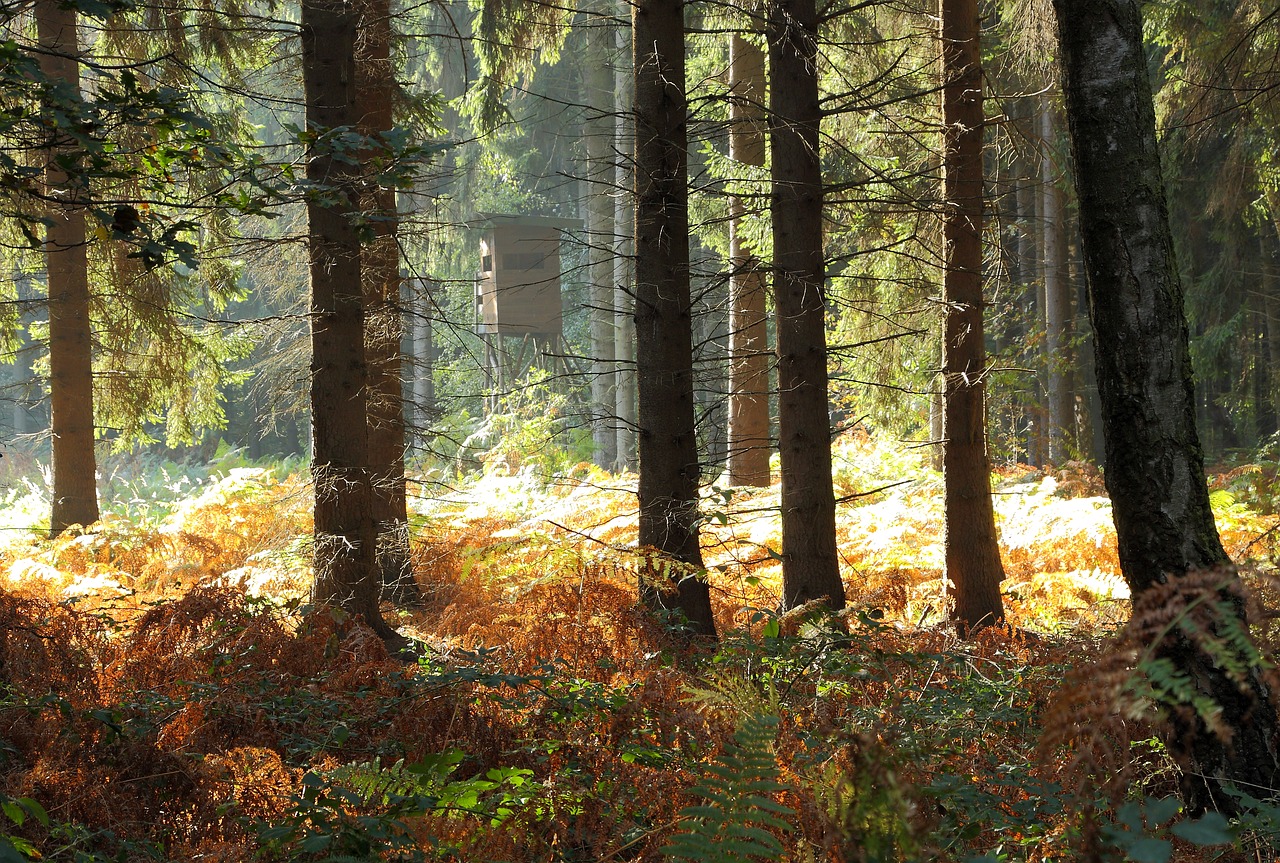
[1055,0,1280,811]
[769,0,845,612]
[355,0,417,605]
[632,0,715,637]
[726,33,771,488]
[304,0,394,640]
[586,4,618,469]
[38,0,99,536]
[1041,105,1074,464]
[940,0,1004,630]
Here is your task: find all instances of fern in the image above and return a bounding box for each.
[662,712,795,863]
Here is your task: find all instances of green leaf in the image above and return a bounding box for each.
[1171,812,1234,846]
[1143,795,1181,828]
[1124,837,1173,863]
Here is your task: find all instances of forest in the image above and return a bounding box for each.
[2,0,1280,859]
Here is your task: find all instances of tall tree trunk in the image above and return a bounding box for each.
[770,0,844,612]
[586,4,618,469]
[632,0,715,637]
[1041,103,1074,464]
[1016,128,1041,467]
[615,11,637,471]
[1054,0,1280,811]
[355,0,417,606]
[726,32,771,488]
[1263,228,1280,430]
[304,0,395,641]
[940,0,1005,630]
[38,0,99,536]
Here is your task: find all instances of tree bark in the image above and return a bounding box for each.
[1055,0,1280,811]
[632,0,715,637]
[38,0,99,536]
[615,10,637,471]
[726,33,771,488]
[940,0,1004,630]
[770,0,844,612]
[586,4,618,470]
[1041,103,1074,464]
[304,0,395,640]
[355,0,418,606]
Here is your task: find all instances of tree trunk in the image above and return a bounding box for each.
[354,0,417,606]
[939,0,1005,631]
[304,0,395,641]
[586,4,618,470]
[1263,231,1280,432]
[615,11,637,471]
[726,33,771,488]
[414,277,436,429]
[770,0,844,612]
[632,0,715,637]
[1041,103,1074,464]
[38,0,99,536]
[1264,190,1280,429]
[1054,0,1280,811]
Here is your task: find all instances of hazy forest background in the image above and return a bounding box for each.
[3,0,1280,859]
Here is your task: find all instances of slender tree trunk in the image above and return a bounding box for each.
[1041,103,1074,464]
[304,0,395,640]
[1016,132,1041,467]
[770,0,844,612]
[355,0,417,605]
[632,0,715,637]
[1263,229,1280,430]
[940,0,1005,630]
[615,12,637,471]
[414,278,436,428]
[1055,0,1280,811]
[1263,191,1280,428]
[586,4,618,469]
[38,0,99,536]
[726,33,771,488]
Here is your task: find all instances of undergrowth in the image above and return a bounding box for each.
[0,432,1277,860]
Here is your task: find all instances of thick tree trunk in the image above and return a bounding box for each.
[1041,104,1074,464]
[355,0,417,606]
[586,5,618,470]
[38,0,99,536]
[304,0,395,641]
[940,0,1004,630]
[770,0,844,612]
[1055,0,1280,811]
[726,33,771,488]
[632,0,715,637]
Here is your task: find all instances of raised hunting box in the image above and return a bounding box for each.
[475,214,580,336]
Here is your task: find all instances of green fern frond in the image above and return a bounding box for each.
[663,712,795,863]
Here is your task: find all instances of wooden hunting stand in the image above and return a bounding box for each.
[473,214,581,412]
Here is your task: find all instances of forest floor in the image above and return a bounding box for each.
[0,431,1278,862]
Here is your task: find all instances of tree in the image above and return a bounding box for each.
[584,0,618,470]
[355,0,419,604]
[1054,0,1280,810]
[37,0,99,536]
[1040,103,1073,464]
[769,0,845,612]
[302,0,397,642]
[939,0,1004,630]
[632,0,716,637]
[725,31,771,488]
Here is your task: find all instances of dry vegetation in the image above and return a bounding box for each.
[0,432,1278,862]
